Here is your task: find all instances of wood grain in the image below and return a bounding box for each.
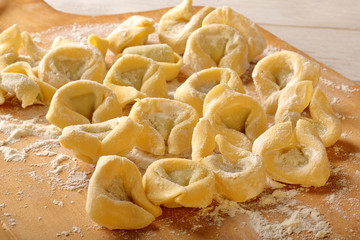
[0,1,360,239]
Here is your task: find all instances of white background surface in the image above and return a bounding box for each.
[45,0,360,83]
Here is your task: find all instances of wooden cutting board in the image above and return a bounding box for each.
[1,1,360,239]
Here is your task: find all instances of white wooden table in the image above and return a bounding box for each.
[44,0,360,84]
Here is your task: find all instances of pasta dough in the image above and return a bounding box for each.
[86,155,162,230]
[129,97,199,155]
[183,24,249,76]
[38,42,106,89]
[59,117,143,164]
[203,84,267,150]
[103,54,168,106]
[122,44,183,81]
[252,120,330,187]
[158,0,212,54]
[107,16,155,54]
[88,34,109,57]
[202,6,266,61]
[142,158,215,208]
[174,67,245,116]
[21,31,47,61]
[309,87,342,147]
[46,80,122,129]
[252,50,320,113]
[192,118,266,202]
[0,24,21,55]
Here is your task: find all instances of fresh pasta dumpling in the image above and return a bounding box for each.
[192,118,266,202]
[103,54,168,106]
[59,117,143,164]
[203,84,267,150]
[202,6,266,61]
[107,16,155,54]
[158,0,212,54]
[174,67,245,115]
[0,53,18,71]
[0,24,21,55]
[129,98,199,155]
[252,120,330,187]
[275,80,314,125]
[38,43,106,89]
[122,44,183,81]
[21,31,47,61]
[142,158,215,208]
[0,72,41,108]
[252,50,320,113]
[86,155,162,230]
[309,88,341,147]
[183,24,249,76]
[1,61,57,105]
[88,34,109,57]
[46,80,122,129]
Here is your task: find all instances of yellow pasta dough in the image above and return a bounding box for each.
[122,44,183,81]
[21,31,47,61]
[0,72,41,108]
[202,6,266,61]
[158,0,212,54]
[174,67,245,116]
[38,43,106,89]
[86,155,162,230]
[252,120,330,187]
[59,117,143,164]
[46,80,122,129]
[192,118,266,202]
[103,54,168,106]
[0,24,21,55]
[88,34,109,57]
[309,87,342,147]
[183,24,249,76]
[203,84,267,150]
[107,16,155,54]
[129,97,199,155]
[252,50,320,113]
[142,158,215,208]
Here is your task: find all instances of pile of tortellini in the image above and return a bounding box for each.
[0,0,341,230]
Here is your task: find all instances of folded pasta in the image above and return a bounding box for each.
[252,50,320,113]
[203,84,267,150]
[46,80,122,129]
[158,0,212,54]
[0,24,21,55]
[252,120,330,187]
[103,54,168,106]
[192,118,266,202]
[174,67,245,116]
[142,158,215,208]
[86,155,162,230]
[59,117,143,164]
[129,98,199,155]
[202,6,266,61]
[183,24,249,76]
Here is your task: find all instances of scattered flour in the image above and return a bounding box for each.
[263,45,282,56]
[0,146,27,162]
[53,200,64,207]
[320,77,360,93]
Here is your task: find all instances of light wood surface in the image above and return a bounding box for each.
[0,1,360,239]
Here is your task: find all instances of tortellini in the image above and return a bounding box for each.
[129,98,199,155]
[253,120,330,187]
[308,88,341,147]
[107,16,155,54]
[38,43,106,89]
[21,31,47,61]
[142,158,215,208]
[86,155,162,230]
[183,24,249,76]
[0,72,41,108]
[252,50,320,113]
[46,80,122,129]
[88,34,109,57]
[103,54,168,106]
[203,84,267,150]
[59,117,143,164]
[174,67,245,115]
[158,0,212,54]
[0,24,21,55]
[122,44,183,81]
[192,118,266,202]
[202,6,266,61]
